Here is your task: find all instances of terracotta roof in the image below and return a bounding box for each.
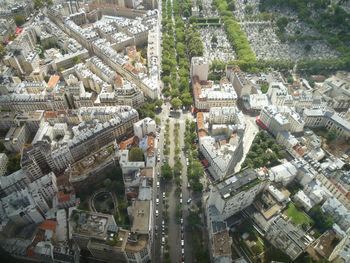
[116,76,123,86]
[47,75,59,88]
[45,111,57,118]
[40,220,56,231]
[120,136,137,150]
[293,145,307,157]
[57,110,66,115]
[193,76,202,101]
[124,63,134,72]
[27,247,36,259]
[57,191,71,203]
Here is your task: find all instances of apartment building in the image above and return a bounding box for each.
[21,141,57,182]
[193,77,238,110]
[0,169,30,198]
[4,124,30,153]
[191,57,209,81]
[133,117,156,139]
[303,108,350,140]
[71,209,152,263]
[208,168,267,220]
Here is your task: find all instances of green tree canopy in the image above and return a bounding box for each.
[161,162,173,181]
[14,15,25,27]
[155,99,163,108]
[326,129,337,141]
[170,97,182,110]
[128,148,144,162]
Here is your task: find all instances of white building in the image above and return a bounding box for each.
[133,117,156,139]
[208,169,267,219]
[191,57,209,81]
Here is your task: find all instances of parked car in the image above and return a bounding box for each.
[187,198,192,204]
[156,210,159,217]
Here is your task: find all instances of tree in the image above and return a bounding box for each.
[192,181,203,192]
[72,56,81,64]
[155,99,163,108]
[326,129,337,141]
[154,117,161,126]
[181,92,193,106]
[161,162,173,181]
[34,0,43,8]
[170,88,180,98]
[0,45,7,58]
[170,97,182,110]
[44,75,50,83]
[211,35,218,45]
[128,148,144,162]
[187,211,201,227]
[14,16,25,27]
[227,1,236,11]
[309,205,334,232]
[276,17,289,31]
[104,178,111,188]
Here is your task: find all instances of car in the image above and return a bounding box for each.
[157,172,160,177]
[187,182,190,188]
[181,233,184,239]
[156,210,159,217]
[181,226,184,232]
[180,186,182,191]
[181,240,184,247]
[187,198,192,204]
[162,220,165,225]
[161,237,165,245]
[156,198,159,205]
[180,218,183,224]
[180,198,182,204]
[180,193,182,198]
[157,182,160,188]
[163,159,166,163]
[181,248,184,255]
[163,192,166,199]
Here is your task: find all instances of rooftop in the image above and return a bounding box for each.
[131,200,151,233]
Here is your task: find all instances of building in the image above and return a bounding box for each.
[0,169,30,198]
[206,205,232,263]
[265,216,313,260]
[21,141,57,182]
[4,124,30,153]
[193,78,238,110]
[0,153,8,176]
[315,74,350,111]
[133,117,156,139]
[208,168,267,220]
[303,108,350,140]
[71,209,152,263]
[227,67,257,98]
[191,57,209,81]
[321,197,350,232]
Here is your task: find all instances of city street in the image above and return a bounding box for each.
[152,100,197,263]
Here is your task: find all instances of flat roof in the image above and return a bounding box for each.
[131,200,150,233]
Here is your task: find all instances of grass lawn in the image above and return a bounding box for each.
[284,202,313,227]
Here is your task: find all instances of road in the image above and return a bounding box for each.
[152,99,198,262]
